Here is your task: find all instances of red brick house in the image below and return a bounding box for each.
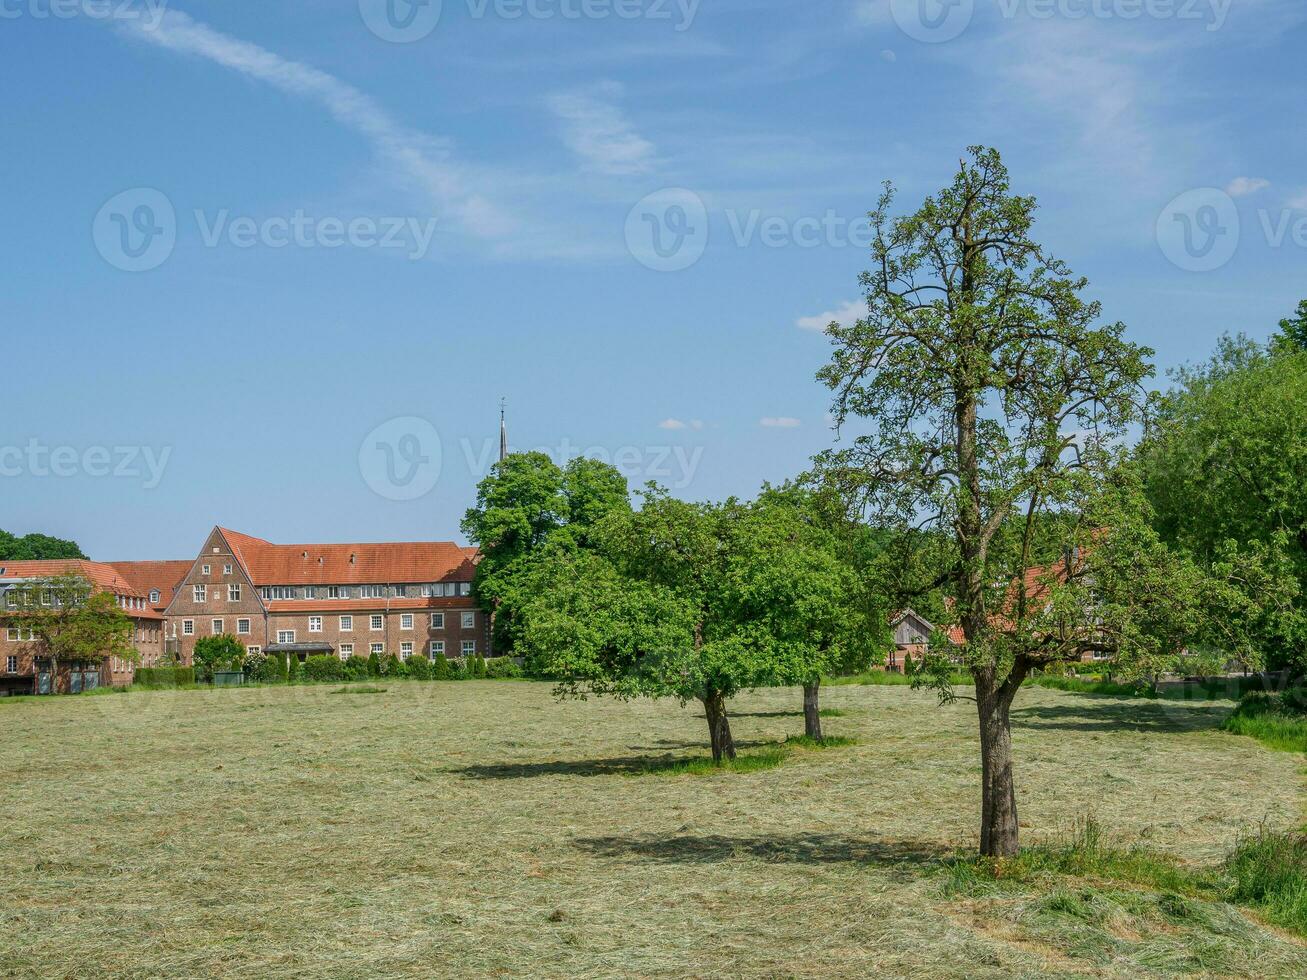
[160,527,489,668]
[0,559,168,694]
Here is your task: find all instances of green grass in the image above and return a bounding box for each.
[1223,690,1307,754]
[1226,829,1307,934]
[329,685,388,695]
[2,681,1304,977]
[1029,674,1152,698]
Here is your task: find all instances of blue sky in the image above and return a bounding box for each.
[2,0,1304,560]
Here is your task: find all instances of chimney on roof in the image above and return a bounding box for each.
[302,551,308,559]
[350,553,356,565]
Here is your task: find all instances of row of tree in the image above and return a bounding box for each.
[0,529,85,561]
[462,147,1303,859]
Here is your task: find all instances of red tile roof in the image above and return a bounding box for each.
[265,596,477,613]
[218,528,478,587]
[0,559,145,598]
[109,560,193,609]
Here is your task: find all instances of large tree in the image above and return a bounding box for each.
[0,530,86,561]
[461,453,631,652]
[815,147,1176,857]
[1139,319,1307,671]
[517,488,846,760]
[4,574,135,692]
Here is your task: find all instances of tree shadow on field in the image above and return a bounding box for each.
[573,833,946,875]
[452,743,778,780]
[1012,699,1227,735]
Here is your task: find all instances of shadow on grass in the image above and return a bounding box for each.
[1012,700,1227,734]
[721,708,849,719]
[573,832,946,871]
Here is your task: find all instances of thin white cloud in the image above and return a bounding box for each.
[547,82,655,176]
[114,9,513,239]
[760,417,801,429]
[1227,177,1271,197]
[1288,191,1307,211]
[658,418,704,430]
[796,300,862,332]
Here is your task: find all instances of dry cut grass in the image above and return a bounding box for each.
[1,680,1304,978]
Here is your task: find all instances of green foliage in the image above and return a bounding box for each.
[366,652,381,677]
[484,657,523,679]
[192,634,246,679]
[133,666,195,689]
[251,653,287,684]
[302,655,346,682]
[1272,298,1307,354]
[4,575,135,677]
[0,530,86,561]
[446,657,466,680]
[407,653,432,680]
[287,654,301,683]
[429,653,451,680]
[380,654,407,678]
[1140,326,1307,671]
[343,655,370,680]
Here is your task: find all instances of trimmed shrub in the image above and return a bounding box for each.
[134,666,196,689]
[303,655,346,682]
[485,657,523,679]
[430,654,451,680]
[287,654,302,683]
[379,654,408,678]
[252,653,288,684]
[343,655,371,681]
[447,657,467,680]
[367,652,381,677]
[407,654,432,680]
[469,656,487,679]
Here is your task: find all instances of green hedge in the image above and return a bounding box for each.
[303,655,346,682]
[134,666,196,689]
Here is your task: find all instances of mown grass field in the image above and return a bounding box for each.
[2,681,1304,978]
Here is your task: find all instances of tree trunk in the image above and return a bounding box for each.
[701,691,737,762]
[803,680,823,740]
[977,676,1019,858]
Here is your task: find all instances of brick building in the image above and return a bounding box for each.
[161,527,489,667]
[0,559,169,694]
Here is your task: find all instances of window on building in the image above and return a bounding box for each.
[303,586,315,600]
[182,620,194,636]
[461,612,475,629]
[339,643,354,659]
[277,630,296,644]
[5,656,16,673]
[193,585,206,603]
[431,613,444,629]
[247,645,261,657]
[202,564,211,576]
[430,641,444,656]
[228,583,241,602]
[309,617,323,633]
[340,615,353,631]
[361,585,384,599]
[461,583,472,596]
[224,563,233,575]
[400,642,413,659]
[393,585,407,598]
[462,640,476,656]
[237,619,251,635]
[261,587,271,600]
[329,586,350,599]
[370,643,384,656]
[400,613,413,630]
[211,619,223,634]
[370,614,383,631]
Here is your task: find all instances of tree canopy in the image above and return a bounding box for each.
[0,530,86,561]
[3,575,134,690]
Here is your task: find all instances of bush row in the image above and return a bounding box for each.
[243,652,525,685]
[133,666,197,689]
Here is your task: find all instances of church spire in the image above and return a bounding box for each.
[499,397,508,463]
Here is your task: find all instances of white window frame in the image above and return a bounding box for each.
[339,615,353,631]
[400,613,413,630]
[370,614,384,632]
[193,584,206,603]
[277,630,296,644]
[461,612,475,629]
[182,620,194,636]
[431,613,444,629]
[228,583,241,602]
[340,643,354,659]
[370,643,384,656]
[309,616,323,633]
[6,655,17,673]
[462,640,476,656]
[400,642,413,659]
[237,618,251,635]
[211,619,223,634]
[224,563,233,575]
[201,564,211,576]
[247,645,261,656]
[430,641,444,656]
